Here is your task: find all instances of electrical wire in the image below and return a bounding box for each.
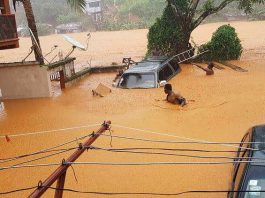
[89,146,241,153]
[0,163,60,171]
[0,133,92,164]
[0,123,100,138]
[102,134,258,151]
[0,148,73,164]
[1,186,265,196]
[66,160,265,166]
[0,186,37,195]
[1,159,265,171]
[45,187,265,196]
[89,146,265,161]
[11,147,76,167]
[112,124,263,147]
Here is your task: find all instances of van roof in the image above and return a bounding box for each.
[123,56,169,74]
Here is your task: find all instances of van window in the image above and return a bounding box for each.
[159,64,174,81]
[169,59,180,72]
[119,73,155,88]
[232,149,250,198]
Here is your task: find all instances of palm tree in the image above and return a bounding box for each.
[13,0,86,64]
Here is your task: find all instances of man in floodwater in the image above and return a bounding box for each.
[164,84,187,106]
[196,62,214,75]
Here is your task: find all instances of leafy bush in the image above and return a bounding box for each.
[147,5,181,56]
[199,25,243,61]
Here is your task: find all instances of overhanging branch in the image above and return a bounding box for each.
[167,0,188,31]
[192,0,234,29]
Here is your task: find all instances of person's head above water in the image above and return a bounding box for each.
[164,83,172,94]
[208,62,214,69]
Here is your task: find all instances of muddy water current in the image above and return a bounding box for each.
[1,60,265,198]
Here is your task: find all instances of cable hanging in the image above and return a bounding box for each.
[0,123,101,139]
[1,185,265,196]
[66,160,265,166]
[88,146,265,161]
[11,147,76,167]
[0,133,93,163]
[1,160,265,171]
[101,134,258,151]
[112,124,263,147]
[45,187,265,196]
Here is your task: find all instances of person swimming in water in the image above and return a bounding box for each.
[164,84,187,106]
[195,62,214,75]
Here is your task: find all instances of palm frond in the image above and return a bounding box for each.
[66,0,87,13]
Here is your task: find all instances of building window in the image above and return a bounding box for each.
[89,1,100,8]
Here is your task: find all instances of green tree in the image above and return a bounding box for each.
[147,5,180,55]
[13,0,86,64]
[200,25,243,60]
[148,0,265,55]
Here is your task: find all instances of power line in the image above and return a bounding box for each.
[102,134,258,151]
[0,148,72,164]
[0,186,37,195]
[0,163,60,171]
[0,123,100,138]
[66,160,265,166]
[112,124,264,149]
[1,185,265,196]
[11,147,76,167]
[45,187,265,196]
[0,133,92,164]
[89,146,241,153]
[1,159,265,171]
[90,146,265,161]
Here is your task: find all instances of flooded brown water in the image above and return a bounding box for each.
[1,21,265,198]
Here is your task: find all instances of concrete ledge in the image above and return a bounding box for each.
[90,65,127,73]
[0,61,39,68]
[65,65,127,87]
[46,58,76,70]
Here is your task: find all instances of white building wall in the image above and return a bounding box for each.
[0,62,51,99]
[85,0,102,14]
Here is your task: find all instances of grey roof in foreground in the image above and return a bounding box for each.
[123,56,169,74]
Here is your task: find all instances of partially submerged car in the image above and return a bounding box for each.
[228,125,265,198]
[116,56,181,89]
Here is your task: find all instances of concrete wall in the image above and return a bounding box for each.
[0,61,51,99]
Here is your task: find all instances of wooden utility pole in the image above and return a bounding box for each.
[29,120,111,198]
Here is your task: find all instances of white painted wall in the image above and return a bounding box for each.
[0,62,52,99]
[85,0,102,14]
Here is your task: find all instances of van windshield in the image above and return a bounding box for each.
[244,179,265,198]
[238,166,265,198]
[119,73,155,88]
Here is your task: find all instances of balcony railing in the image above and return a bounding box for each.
[0,14,19,50]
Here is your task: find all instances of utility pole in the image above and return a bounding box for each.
[29,120,111,198]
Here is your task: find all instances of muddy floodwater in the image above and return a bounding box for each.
[1,21,265,198]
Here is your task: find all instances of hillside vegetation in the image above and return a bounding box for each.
[14,0,265,32]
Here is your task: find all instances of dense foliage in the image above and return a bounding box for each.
[102,0,165,30]
[199,25,243,61]
[147,0,264,56]
[14,0,265,33]
[147,5,180,56]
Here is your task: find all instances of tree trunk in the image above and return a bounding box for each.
[22,0,44,64]
[172,28,192,55]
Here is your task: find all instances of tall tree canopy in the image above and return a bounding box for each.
[148,0,265,55]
